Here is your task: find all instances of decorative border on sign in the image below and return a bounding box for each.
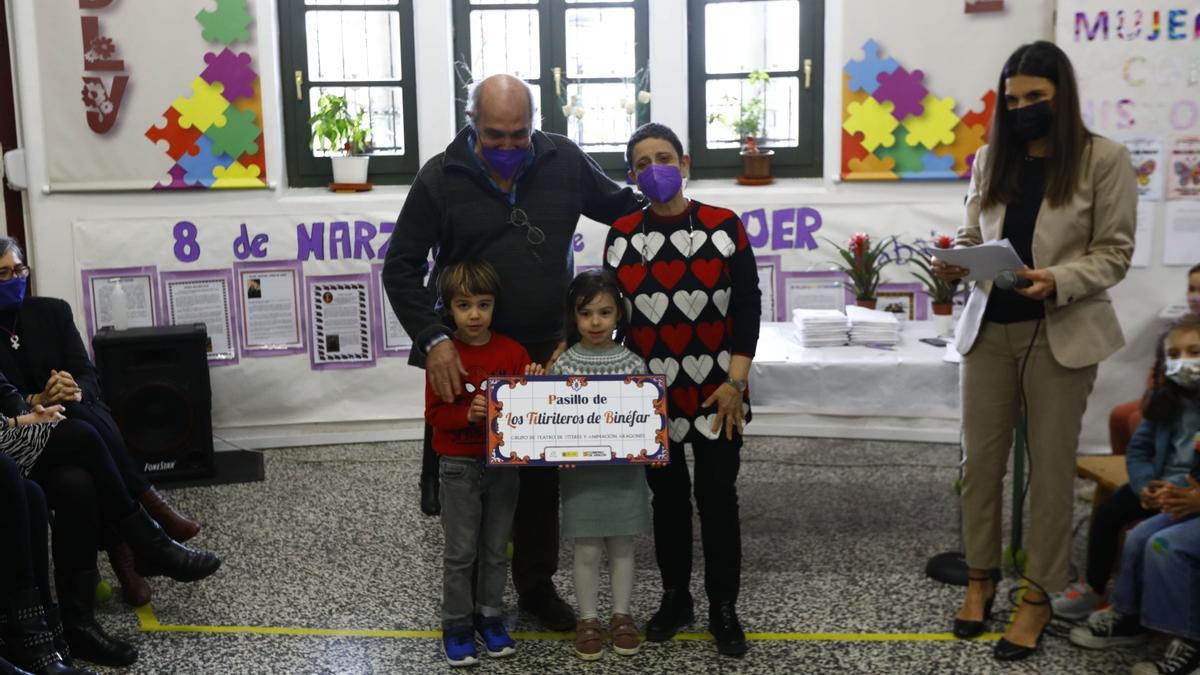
[159,268,239,366]
[232,259,306,357]
[369,263,412,357]
[876,282,928,320]
[306,273,376,371]
[755,254,782,322]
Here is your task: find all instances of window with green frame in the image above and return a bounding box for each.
[452,0,649,175]
[687,0,824,179]
[278,0,420,187]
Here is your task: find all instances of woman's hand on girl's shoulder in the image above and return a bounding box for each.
[524,362,546,376]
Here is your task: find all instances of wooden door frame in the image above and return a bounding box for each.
[0,0,27,253]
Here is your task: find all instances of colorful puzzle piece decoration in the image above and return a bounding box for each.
[846,153,897,180]
[875,126,927,175]
[844,98,898,152]
[901,94,960,151]
[178,135,235,187]
[844,39,898,95]
[201,49,257,102]
[196,0,253,46]
[204,106,260,158]
[145,108,202,161]
[841,39,994,181]
[874,67,928,120]
[153,163,203,190]
[173,77,230,132]
[212,161,264,189]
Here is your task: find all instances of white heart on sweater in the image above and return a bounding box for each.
[648,357,680,386]
[712,288,731,315]
[682,354,714,383]
[631,232,665,261]
[635,292,669,324]
[673,289,708,321]
[606,237,629,267]
[696,414,721,439]
[717,350,731,373]
[669,417,690,442]
[669,229,708,257]
[712,230,735,257]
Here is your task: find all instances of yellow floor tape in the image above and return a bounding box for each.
[134,605,1003,643]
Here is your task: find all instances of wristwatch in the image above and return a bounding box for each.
[424,332,452,353]
[725,377,747,392]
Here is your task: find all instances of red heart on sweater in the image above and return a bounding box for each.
[651,260,686,290]
[671,386,700,417]
[696,204,732,230]
[629,326,657,356]
[697,320,724,352]
[660,323,693,355]
[691,259,724,288]
[617,264,647,293]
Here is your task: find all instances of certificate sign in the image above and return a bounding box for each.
[164,276,236,361]
[487,375,668,467]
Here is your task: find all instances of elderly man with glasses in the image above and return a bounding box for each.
[382,73,640,631]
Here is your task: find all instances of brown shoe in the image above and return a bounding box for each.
[139,487,200,542]
[107,542,152,606]
[610,614,641,656]
[574,618,604,661]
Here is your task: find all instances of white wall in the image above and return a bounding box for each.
[5,0,1173,450]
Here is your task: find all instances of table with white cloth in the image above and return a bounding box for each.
[747,321,962,442]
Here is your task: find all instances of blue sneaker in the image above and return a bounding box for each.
[474,615,516,658]
[442,626,479,667]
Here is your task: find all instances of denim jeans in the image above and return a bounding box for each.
[1111,513,1200,640]
[439,456,519,630]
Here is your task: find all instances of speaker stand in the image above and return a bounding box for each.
[160,450,264,489]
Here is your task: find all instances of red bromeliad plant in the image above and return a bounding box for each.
[908,234,960,307]
[825,233,894,301]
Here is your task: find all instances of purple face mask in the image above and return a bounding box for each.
[636,164,683,204]
[481,146,528,181]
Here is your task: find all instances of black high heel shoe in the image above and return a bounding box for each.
[993,595,1050,661]
[952,574,996,639]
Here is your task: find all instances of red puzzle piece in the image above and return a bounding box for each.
[962,90,997,131]
[146,107,202,161]
[842,129,870,176]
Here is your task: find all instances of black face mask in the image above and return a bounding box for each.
[1006,100,1053,142]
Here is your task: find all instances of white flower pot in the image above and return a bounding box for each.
[332,156,369,184]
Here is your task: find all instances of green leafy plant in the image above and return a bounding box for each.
[708,69,770,145]
[825,233,895,301]
[308,94,370,155]
[906,234,961,305]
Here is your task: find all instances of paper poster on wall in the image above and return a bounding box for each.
[1132,201,1156,268]
[235,261,304,356]
[160,270,238,364]
[34,1,267,191]
[80,267,158,340]
[308,275,374,369]
[1163,202,1200,266]
[1169,137,1200,201]
[781,271,846,321]
[757,256,779,322]
[1120,137,1166,202]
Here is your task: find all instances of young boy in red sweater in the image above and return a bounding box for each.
[426,260,543,667]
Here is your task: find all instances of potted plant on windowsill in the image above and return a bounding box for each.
[309,93,372,186]
[708,69,774,185]
[907,234,962,316]
[826,233,894,309]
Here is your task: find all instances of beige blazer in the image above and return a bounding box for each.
[953,136,1136,369]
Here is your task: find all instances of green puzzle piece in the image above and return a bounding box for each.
[205,106,260,158]
[875,126,927,176]
[196,0,253,46]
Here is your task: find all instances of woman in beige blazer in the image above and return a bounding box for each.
[935,41,1136,662]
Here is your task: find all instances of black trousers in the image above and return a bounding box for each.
[28,419,138,574]
[646,435,743,605]
[61,401,149,497]
[0,454,51,607]
[1086,482,1158,593]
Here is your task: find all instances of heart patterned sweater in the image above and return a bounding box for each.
[604,200,761,443]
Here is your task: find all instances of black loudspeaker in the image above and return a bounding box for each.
[92,324,214,482]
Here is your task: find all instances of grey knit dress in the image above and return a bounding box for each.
[550,343,652,538]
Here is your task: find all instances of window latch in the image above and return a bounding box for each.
[295,70,304,101]
[804,59,813,89]
[553,66,562,97]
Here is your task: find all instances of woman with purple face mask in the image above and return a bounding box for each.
[603,122,761,658]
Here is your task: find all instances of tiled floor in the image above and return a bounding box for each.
[78,438,1157,674]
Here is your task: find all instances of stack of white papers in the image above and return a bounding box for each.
[845,305,900,346]
[791,309,850,347]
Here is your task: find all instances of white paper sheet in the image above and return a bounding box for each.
[90,275,154,330]
[757,263,777,321]
[1131,201,1156,268]
[241,270,301,348]
[1163,202,1200,266]
[928,240,1025,281]
[1120,136,1166,202]
[165,278,235,360]
[784,278,845,321]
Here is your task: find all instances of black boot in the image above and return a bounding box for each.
[113,506,221,582]
[419,477,440,516]
[55,571,136,668]
[3,587,99,674]
[645,589,694,642]
[0,656,33,675]
[42,605,72,666]
[709,601,747,657]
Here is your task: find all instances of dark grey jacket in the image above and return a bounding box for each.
[382,128,638,359]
